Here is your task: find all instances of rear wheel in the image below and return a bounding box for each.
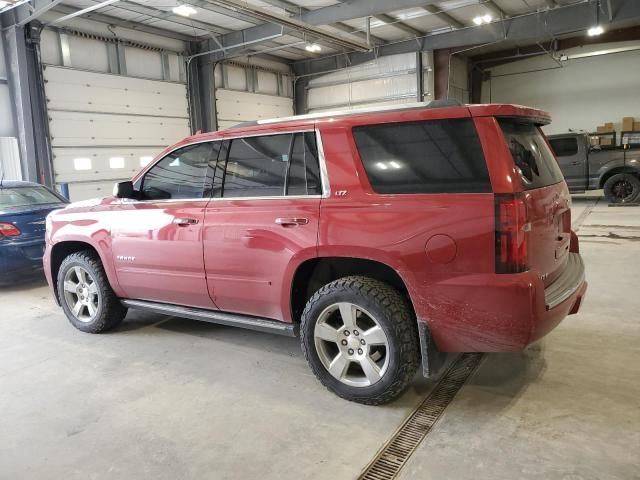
[57,250,127,333]
[603,173,640,203]
[300,276,419,405]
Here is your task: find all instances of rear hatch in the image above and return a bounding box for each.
[498,118,571,287]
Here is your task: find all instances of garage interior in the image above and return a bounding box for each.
[1,0,639,478]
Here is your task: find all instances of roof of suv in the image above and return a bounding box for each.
[187,101,550,142]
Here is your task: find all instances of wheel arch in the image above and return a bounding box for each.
[598,165,640,188]
[289,256,415,325]
[50,240,120,302]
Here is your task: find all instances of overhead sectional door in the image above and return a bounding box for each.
[306,52,434,113]
[43,66,190,201]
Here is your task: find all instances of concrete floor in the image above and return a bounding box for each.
[1,193,638,480]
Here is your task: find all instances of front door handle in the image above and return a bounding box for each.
[275,217,309,227]
[172,217,199,226]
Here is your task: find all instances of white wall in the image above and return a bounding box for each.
[481,41,640,135]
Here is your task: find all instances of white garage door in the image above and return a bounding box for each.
[307,52,433,113]
[214,62,293,129]
[43,66,190,201]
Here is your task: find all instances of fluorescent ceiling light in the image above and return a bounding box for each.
[376,162,388,170]
[473,14,492,25]
[172,4,197,17]
[305,43,322,53]
[587,25,604,36]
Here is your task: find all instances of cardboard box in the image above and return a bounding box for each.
[604,122,615,133]
[622,117,635,132]
[596,125,607,133]
[633,121,640,132]
[600,137,613,146]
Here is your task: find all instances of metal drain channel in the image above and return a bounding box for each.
[359,353,484,480]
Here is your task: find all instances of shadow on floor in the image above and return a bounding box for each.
[0,273,48,291]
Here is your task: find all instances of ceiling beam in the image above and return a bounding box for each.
[292,0,639,75]
[544,0,558,8]
[421,5,464,29]
[257,0,384,44]
[374,13,424,37]
[16,0,66,26]
[485,0,509,19]
[196,0,444,61]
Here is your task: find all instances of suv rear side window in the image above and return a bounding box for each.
[352,118,490,194]
[498,119,564,190]
[549,137,578,157]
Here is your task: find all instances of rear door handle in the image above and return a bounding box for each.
[570,161,581,166]
[275,217,309,227]
[172,217,199,226]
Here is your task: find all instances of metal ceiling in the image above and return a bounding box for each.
[2,0,600,62]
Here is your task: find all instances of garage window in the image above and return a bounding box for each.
[141,143,215,200]
[353,119,490,194]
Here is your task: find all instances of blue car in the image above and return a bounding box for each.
[0,181,68,283]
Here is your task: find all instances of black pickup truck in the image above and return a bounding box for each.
[548,133,640,203]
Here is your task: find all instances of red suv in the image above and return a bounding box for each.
[44,101,587,404]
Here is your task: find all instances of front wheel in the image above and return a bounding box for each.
[300,276,420,405]
[57,250,127,333]
[603,173,640,203]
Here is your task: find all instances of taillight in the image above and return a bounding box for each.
[495,193,530,273]
[0,222,21,237]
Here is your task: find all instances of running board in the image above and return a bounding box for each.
[121,299,298,337]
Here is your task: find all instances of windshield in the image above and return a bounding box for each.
[0,186,64,209]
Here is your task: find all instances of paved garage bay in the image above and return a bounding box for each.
[1,195,638,479]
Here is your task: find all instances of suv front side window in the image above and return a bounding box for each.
[222,132,321,198]
[141,143,216,200]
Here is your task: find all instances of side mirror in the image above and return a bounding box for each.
[113,181,135,199]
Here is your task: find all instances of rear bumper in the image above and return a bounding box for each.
[414,252,587,352]
[0,240,46,280]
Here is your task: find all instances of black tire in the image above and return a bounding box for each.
[603,173,640,203]
[300,276,420,405]
[57,250,127,333]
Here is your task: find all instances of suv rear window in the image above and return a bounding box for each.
[498,119,564,190]
[353,118,491,194]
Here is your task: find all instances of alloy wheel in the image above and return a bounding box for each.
[63,266,100,323]
[313,302,390,387]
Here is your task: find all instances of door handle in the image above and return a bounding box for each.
[275,217,309,227]
[570,161,581,166]
[172,217,199,226]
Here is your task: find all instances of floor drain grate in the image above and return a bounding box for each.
[359,353,484,480]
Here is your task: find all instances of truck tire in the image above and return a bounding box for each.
[603,173,640,203]
[57,250,127,333]
[300,276,419,405]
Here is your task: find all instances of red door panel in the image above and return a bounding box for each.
[110,200,215,309]
[203,198,320,321]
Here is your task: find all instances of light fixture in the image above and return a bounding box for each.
[587,25,604,36]
[172,4,197,17]
[376,162,388,170]
[473,14,492,25]
[389,161,402,169]
[305,43,322,53]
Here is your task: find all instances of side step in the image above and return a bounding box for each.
[121,299,298,337]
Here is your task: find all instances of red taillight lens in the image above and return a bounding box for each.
[495,193,530,274]
[0,222,21,237]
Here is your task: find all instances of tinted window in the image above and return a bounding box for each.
[498,119,564,190]
[352,119,490,194]
[549,137,579,157]
[142,143,214,200]
[0,186,64,208]
[287,132,322,196]
[223,134,293,198]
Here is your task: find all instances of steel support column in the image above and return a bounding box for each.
[187,41,217,133]
[1,24,52,185]
[433,49,450,100]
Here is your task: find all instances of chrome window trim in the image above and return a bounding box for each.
[130,127,330,203]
